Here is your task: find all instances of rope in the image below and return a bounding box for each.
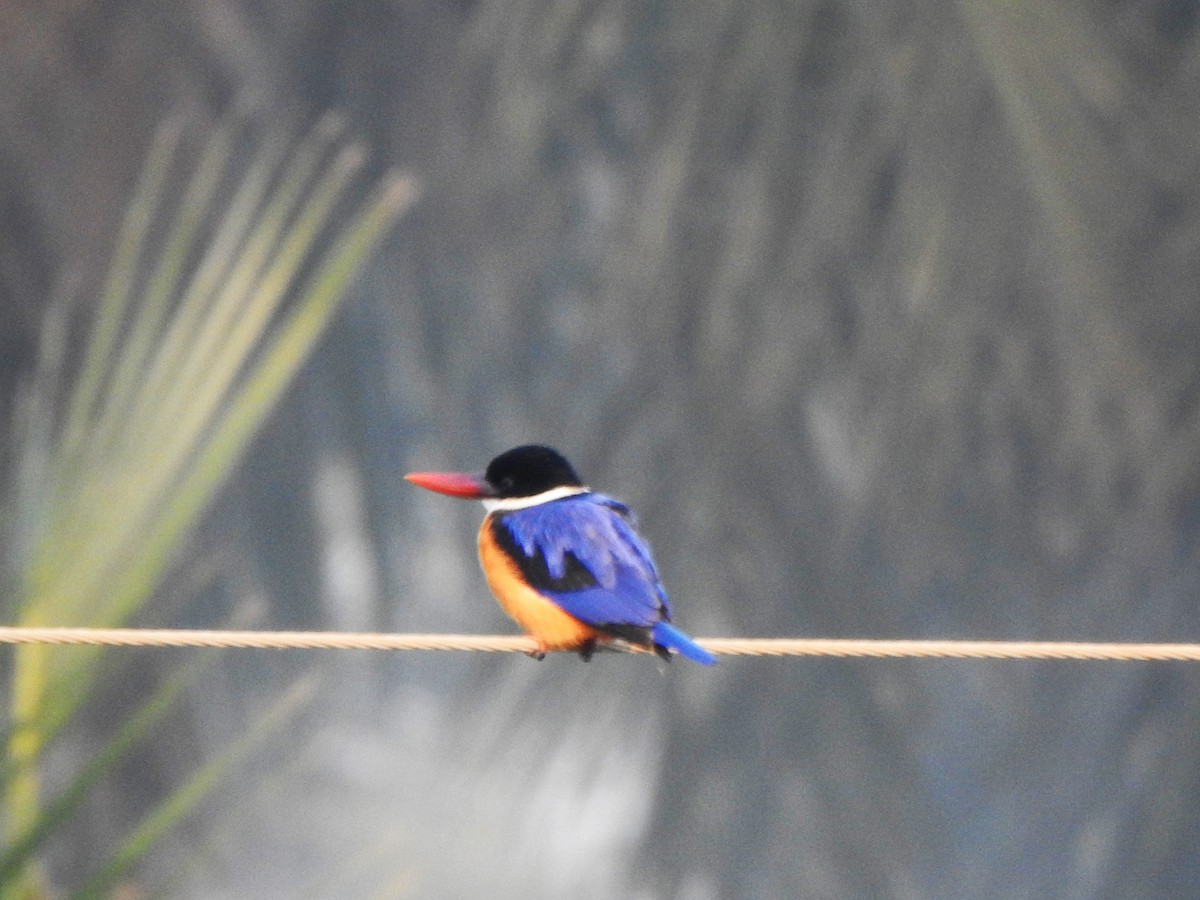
[0,628,1197,660]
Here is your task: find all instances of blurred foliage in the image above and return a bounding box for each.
[1,113,413,894]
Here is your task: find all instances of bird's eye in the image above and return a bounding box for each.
[499,476,515,490]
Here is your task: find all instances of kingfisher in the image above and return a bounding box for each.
[405,445,716,665]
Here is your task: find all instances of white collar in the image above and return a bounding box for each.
[481,485,588,512]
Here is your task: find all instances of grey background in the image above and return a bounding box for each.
[2,1,1199,897]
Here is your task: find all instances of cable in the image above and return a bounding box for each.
[0,628,1197,660]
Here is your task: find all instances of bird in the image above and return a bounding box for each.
[405,444,716,665]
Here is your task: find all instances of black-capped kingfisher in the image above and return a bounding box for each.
[405,445,716,665]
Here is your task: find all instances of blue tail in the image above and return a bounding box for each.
[652,621,717,666]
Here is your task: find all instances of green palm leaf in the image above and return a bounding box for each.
[3,114,416,895]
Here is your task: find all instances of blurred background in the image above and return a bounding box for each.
[2,0,1200,897]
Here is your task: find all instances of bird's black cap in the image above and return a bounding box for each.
[485,445,583,498]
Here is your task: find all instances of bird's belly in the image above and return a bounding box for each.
[477,522,597,651]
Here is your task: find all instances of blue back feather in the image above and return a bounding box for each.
[497,494,670,626]
[495,493,715,664]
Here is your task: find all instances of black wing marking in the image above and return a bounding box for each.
[490,514,599,592]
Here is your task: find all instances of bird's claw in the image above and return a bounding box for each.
[527,642,548,661]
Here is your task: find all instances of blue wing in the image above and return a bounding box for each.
[493,493,670,628]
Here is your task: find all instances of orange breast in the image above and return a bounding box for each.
[477,517,599,653]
